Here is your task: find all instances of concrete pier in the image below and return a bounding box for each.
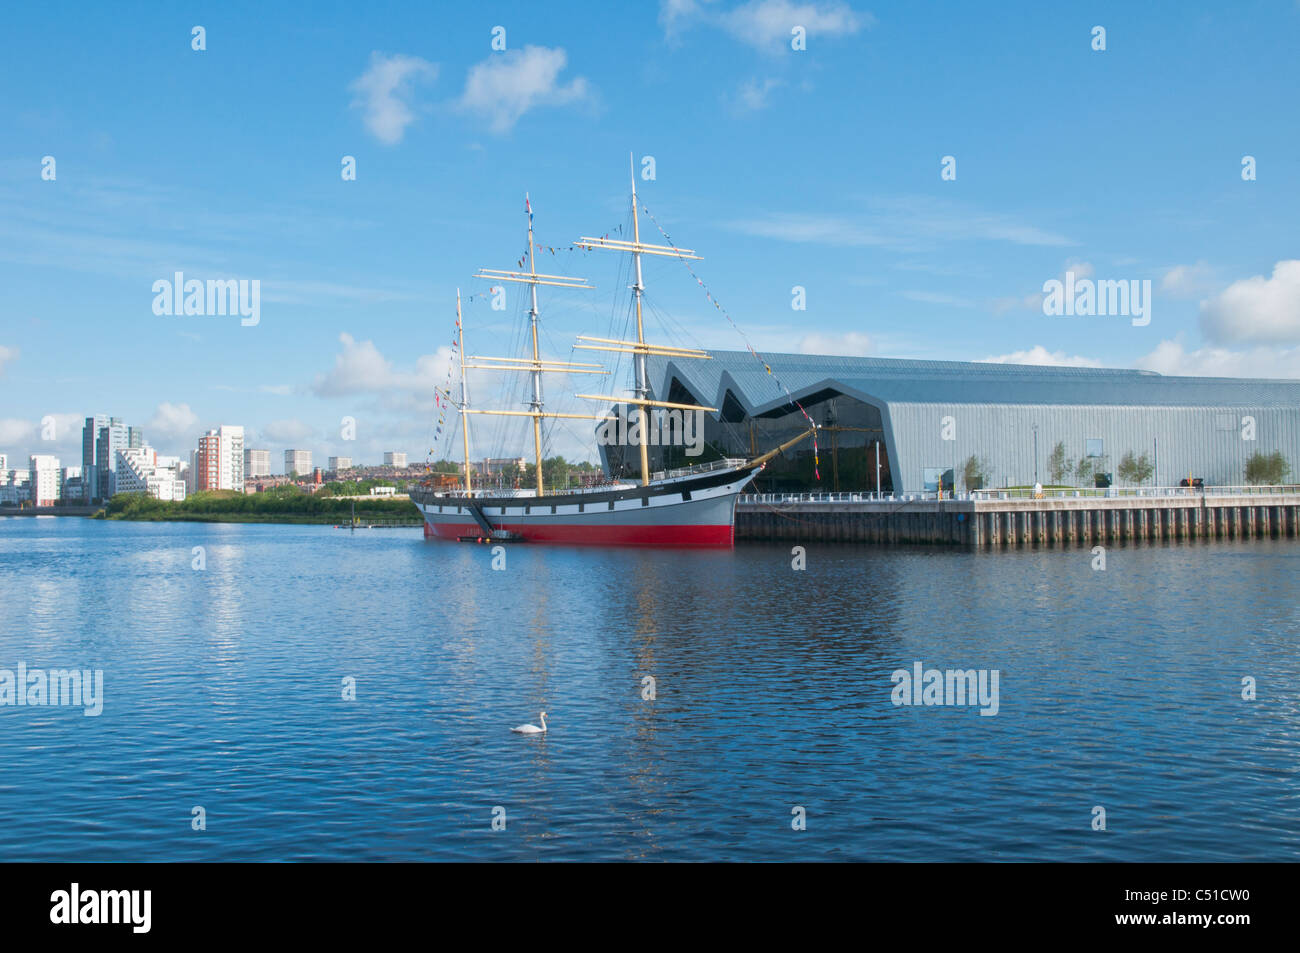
[735,488,1300,548]
[0,505,103,517]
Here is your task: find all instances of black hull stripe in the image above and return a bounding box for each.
[411,465,758,512]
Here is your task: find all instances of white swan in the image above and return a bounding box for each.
[511,711,547,734]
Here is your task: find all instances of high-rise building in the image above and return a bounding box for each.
[128,427,144,449]
[328,456,352,471]
[244,448,271,479]
[383,451,407,467]
[82,414,109,500]
[28,454,61,505]
[61,465,86,501]
[115,448,186,501]
[95,417,128,498]
[0,475,28,505]
[218,425,244,489]
[285,449,312,476]
[0,454,7,471]
[195,431,221,491]
[194,425,245,491]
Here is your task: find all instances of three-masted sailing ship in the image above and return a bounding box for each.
[410,162,811,547]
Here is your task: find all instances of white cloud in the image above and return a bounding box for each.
[726,77,783,113]
[978,346,1102,368]
[731,197,1074,253]
[311,333,447,399]
[660,0,714,37]
[798,331,872,355]
[260,279,424,306]
[213,383,292,396]
[0,417,36,446]
[146,402,199,443]
[900,290,975,308]
[720,0,870,51]
[458,46,592,134]
[1135,337,1300,379]
[735,212,886,246]
[312,333,396,396]
[1199,260,1300,345]
[0,413,83,462]
[1061,259,1095,282]
[1160,260,1214,298]
[992,260,1094,313]
[261,419,317,444]
[46,413,85,446]
[349,52,438,145]
[0,345,16,376]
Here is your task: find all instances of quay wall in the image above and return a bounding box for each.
[734,491,1300,548]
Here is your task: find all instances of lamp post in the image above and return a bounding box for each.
[875,441,881,499]
[1032,423,1039,485]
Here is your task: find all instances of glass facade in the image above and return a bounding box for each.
[600,384,894,493]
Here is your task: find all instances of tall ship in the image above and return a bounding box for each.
[410,162,812,547]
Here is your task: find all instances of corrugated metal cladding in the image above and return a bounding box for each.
[645,350,1300,492]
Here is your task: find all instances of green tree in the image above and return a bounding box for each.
[1244,450,1291,485]
[1047,441,1072,485]
[1117,451,1154,486]
[1075,456,1094,486]
[961,454,990,491]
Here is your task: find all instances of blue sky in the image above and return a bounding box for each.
[2,0,1298,468]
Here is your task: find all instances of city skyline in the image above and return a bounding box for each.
[0,409,422,507]
[4,2,1300,469]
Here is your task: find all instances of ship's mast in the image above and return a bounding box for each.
[573,155,717,485]
[526,195,545,496]
[629,160,651,485]
[456,289,472,493]
[469,196,608,496]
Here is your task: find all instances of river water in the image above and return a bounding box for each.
[1,517,1297,861]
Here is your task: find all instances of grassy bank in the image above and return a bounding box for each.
[103,487,421,524]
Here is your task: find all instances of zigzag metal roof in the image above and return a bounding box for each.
[646,350,1300,415]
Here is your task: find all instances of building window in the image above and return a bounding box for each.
[1086,439,1103,457]
[922,468,953,492]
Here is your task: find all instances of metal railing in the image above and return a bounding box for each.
[738,485,1300,506]
[412,480,634,501]
[970,484,1300,501]
[341,517,424,527]
[651,458,749,481]
[739,491,954,504]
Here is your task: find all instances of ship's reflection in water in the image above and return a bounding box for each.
[0,518,1297,861]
